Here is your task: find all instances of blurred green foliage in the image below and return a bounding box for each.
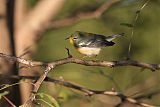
[29,0,160,106]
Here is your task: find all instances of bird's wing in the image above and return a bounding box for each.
[77,34,115,48]
[105,33,124,42]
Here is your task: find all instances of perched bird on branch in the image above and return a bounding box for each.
[66,31,124,57]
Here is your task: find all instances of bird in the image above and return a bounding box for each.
[66,31,124,57]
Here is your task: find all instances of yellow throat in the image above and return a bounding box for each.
[69,37,74,45]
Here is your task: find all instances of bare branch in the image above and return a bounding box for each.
[0,53,159,71]
[14,0,66,103]
[48,0,120,28]
[65,48,73,58]
[15,0,66,56]
[14,0,27,29]
[135,90,160,100]
[0,52,159,106]
[2,96,16,107]
[0,74,157,107]
[22,65,55,106]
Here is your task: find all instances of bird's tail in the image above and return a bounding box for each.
[106,33,124,41]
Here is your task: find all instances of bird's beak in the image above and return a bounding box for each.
[65,37,69,40]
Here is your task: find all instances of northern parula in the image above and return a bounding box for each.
[66,31,124,57]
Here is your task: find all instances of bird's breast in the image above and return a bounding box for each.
[77,47,101,56]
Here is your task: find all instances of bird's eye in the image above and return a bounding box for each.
[73,37,77,40]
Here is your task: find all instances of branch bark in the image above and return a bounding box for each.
[0,0,12,54]
[15,0,65,57]
[0,74,157,107]
[14,0,65,103]
[48,0,120,29]
[0,1,16,106]
[0,53,159,71]
[0,0,13,74]
[0,52,159,106]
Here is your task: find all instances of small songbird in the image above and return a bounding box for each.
[66,31,124,57]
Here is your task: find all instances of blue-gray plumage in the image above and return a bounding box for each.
[72,31,124,47]
[66,31,124,57]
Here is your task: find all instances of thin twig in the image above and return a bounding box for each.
[127,0,150,59]
[3,96,16,107]
[0,52,159,106]
[0,74,157,107]
[65,48,72,58]
[0,53,159,71]
[48,0,120,29]
[0,52,160,106]
[22,65,55,106]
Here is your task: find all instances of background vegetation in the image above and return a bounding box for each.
[34,0,160,107]
[0,0,160,107]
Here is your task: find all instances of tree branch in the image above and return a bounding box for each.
[48,0,120,29]
[22,65,55,106]
[14,0,65,103]
[0,52,159,106]
[0,74,157,107]
[2,96,16,107]
[0,53,159,71]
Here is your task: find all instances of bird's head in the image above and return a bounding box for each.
[65,31,81,45]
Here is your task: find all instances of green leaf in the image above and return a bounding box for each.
[36,93,60,107]
[0,91,9,99]
[120,23,133,28]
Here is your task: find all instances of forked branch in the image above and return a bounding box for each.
[0,74,157,107]
[0,53,159,71]
[0,53,159,107]
[48,0,120,28]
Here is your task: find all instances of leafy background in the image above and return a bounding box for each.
[28,0,160,107]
